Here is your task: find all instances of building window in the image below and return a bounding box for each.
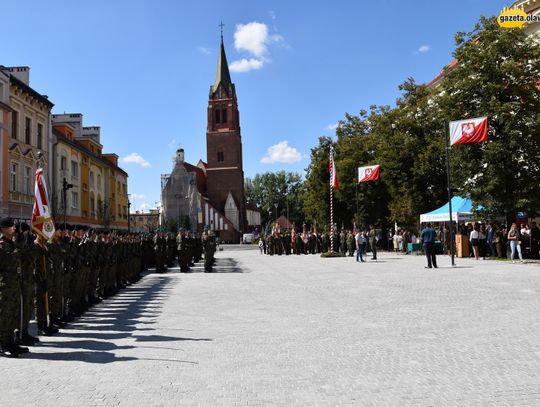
[97,174,101,189]
[24,166,31,195]
[25,117,31,144]
[37,123,43,150]
[217,151,224,162]
[10,162,18,191]
[118,204,121,217]
[71,191,79,209]
[90,171,95,187]
[11,111,18,139]
[215,109,221,124]
[222,108,227,123]
[71,160,78,178]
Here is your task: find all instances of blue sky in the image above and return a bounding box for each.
[2,0,510,211]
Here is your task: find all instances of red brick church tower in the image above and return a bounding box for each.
[205,35,246,236]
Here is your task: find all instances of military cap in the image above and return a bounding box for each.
[66,223,74,231]
[75,224,84,231]
[0,217,15,228]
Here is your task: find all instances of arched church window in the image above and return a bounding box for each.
[221,108,227,123]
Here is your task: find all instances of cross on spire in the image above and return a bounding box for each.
[219,21,225,39]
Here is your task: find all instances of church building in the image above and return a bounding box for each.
[161,35,260,242]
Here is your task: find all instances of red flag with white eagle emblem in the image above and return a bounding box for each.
[358,165,381,183]
[31,168,56,240]
[329,149,339,190]
[449,117,488,145]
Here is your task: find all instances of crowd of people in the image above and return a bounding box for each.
[258,219,540,265]
[0,217,217,358]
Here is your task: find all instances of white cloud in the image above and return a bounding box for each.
[130,193,145,200]
[198,46,211,55]
[260,141,302,164]
[230,21,284,72]
[417,45,431,54]
[326,123,339,131]
[269,10,276,20]
[121,152,151,168]
[230,58,264,73]
[234,22,270,57]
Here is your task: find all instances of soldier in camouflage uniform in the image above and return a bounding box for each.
[15,223,40,345]
[193,233,203,263]
[176,229,189,272]
[47,225,67,328]
[0,218,29,357]
[153,231,167,273]
[202,226,216,272]
[34,233,59,336]
[347,230,355,257]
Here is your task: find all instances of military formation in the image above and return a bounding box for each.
[0,217,217,358]
[260,222,381,258]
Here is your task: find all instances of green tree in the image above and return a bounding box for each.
[245,171,305,226]
[439,16,540,221]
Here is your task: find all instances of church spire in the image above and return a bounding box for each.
[212,29,233,93]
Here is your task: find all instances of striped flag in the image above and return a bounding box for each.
[31,168,55,240]
[450,117,488,145]
[358,165,381,183]
[329,149,339,190]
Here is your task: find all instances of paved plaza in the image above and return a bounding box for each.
[1,248,540,406]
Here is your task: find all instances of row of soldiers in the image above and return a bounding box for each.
[0,217,217,358]
[262,223,381,258]
[152,226,217,273]
[0,217,151,357]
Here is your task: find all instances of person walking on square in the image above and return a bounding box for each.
[421,223,438,269]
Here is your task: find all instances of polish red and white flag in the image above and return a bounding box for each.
[358,165,381,183]
[449,117,488,145]
[329,150,339,190]
[31,168,56,240]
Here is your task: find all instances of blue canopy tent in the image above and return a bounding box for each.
[420,196,476,223]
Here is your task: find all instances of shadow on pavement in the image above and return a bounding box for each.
[26,274,212,364]
[209,257,246,273]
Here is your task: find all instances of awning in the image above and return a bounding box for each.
[420,196,476,223]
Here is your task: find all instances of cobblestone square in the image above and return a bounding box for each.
[1,248,539,406]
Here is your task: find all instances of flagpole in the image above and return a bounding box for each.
[445,122,456,266]
[330,148,334,253]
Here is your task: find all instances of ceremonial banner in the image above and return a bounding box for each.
[329,150,339,189]
[358,165,381,183]
[449,117,488,145]
[32,168,56,240]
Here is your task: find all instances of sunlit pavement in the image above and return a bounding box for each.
[1,248,539,406]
